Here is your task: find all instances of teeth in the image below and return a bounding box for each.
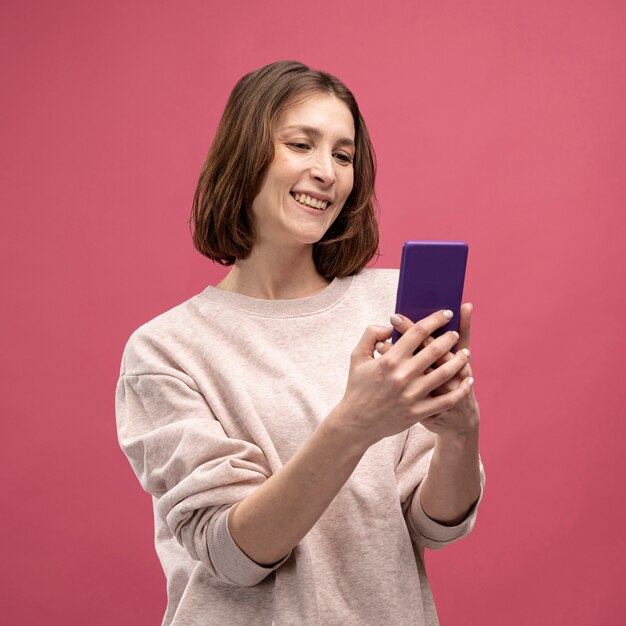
[292,192,329,210]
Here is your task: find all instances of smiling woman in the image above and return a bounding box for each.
[190,61,379,295]
[115,60,484,626]
[245,93,355,264]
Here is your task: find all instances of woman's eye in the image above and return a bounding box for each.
[335,152,353,164]
[288,142,352,165]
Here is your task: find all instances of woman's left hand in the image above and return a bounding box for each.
[376,303,480,438]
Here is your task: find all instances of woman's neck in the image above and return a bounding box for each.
[215,247,330,300]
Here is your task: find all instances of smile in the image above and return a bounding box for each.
[290,192,330,211]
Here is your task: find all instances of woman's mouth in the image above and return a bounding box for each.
[290,192,330,211]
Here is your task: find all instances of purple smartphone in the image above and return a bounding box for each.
[391,241,468,348]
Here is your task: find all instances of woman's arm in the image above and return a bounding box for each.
[377,303,483,526]
[230,310,473,565]
[418,303,482,524]
[228,402,368,565]
[417,429,481,525]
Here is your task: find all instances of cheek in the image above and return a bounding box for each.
[273,150,300,176]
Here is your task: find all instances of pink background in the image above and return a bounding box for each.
[2,1,625,624]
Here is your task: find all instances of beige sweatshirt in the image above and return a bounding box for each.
[115,267,484,625]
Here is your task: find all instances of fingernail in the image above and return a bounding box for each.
[452,331,460,339]
[390,314,402,326]
[375,341,384,352]
[443,310,453,319]
[468,377,475,387]
[462,348,470,358]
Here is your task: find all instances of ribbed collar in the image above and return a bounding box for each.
[199,273,355,318]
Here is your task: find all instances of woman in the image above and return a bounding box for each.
[116,60,484,626]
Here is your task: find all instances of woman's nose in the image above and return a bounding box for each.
[310,151,337,183]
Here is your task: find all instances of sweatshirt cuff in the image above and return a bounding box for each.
[208,506,291,587]
[407,473,484,550]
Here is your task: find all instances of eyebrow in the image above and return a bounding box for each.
[279,124,355,149]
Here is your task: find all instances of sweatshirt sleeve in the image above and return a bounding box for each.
[395,423,486,550]
[115,337,291,587]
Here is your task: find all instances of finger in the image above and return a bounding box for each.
[429,364,473,395]
[458,302,473,352]
[419,349,469,396]
[412,330,461,373]
[353,325,393,361]
[389,310,455,359]
[376,316,469,358]
[413,375,475,420]
[422,335,472,370]
[458,362,473,379]
[420,335,472,393]
[375,340,392,356]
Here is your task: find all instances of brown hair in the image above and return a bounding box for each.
[190,60,380,279]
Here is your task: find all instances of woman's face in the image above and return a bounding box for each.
[250,92,355,250]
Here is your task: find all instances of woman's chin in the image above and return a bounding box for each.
[298,229,331,246]
[282,221,331,246]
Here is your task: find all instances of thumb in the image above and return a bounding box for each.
[458,302,473,352]
[352,325,393,360]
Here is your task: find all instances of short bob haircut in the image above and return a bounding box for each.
[190,60,380,279]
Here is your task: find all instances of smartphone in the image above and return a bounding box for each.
[391,241,468,348]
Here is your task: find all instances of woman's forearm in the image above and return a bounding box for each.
[228,402,368,565]
[416,430,481,526]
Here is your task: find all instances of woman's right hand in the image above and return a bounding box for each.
[335,310,473,449]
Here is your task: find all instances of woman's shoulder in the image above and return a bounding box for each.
[340,267,399,318]
[118,291,215,376]
[350,266,399,296]
[354,266,399,283]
